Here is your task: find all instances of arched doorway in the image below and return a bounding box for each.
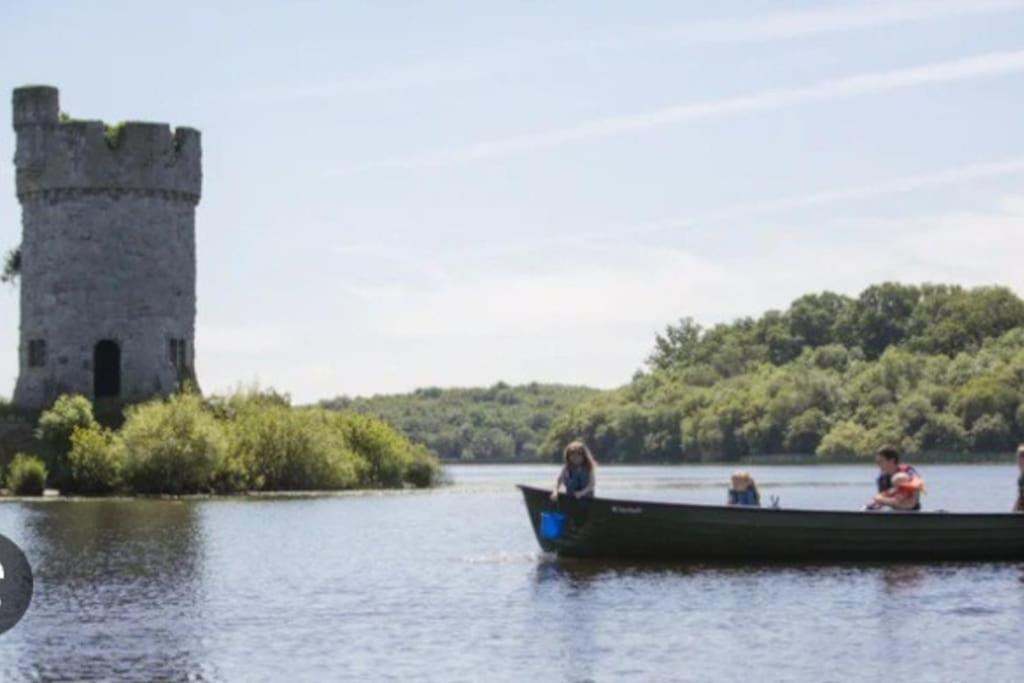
[93,340,121,398]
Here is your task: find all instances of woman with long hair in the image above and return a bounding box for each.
[550,440,597,501]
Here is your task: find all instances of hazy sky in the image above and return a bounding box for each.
[2,1,1024,403]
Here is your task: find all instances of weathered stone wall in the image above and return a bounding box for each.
[10,86,201,409]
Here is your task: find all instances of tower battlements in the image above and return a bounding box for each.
[12,85,201,204]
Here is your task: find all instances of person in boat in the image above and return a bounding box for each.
[1014,444,1024,513]
[727,470,760,507]
[550,440,597,501]
[866,445,924,511]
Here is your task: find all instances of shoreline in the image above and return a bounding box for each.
[2,457,1016,501]
[441,453,1017,466]
[0,487,446,503]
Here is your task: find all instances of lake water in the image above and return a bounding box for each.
[0,464,1022,682]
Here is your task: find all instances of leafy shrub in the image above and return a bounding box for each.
[210,449,249,494]
[404,445,441,488]
[36,394,99,489]
[228,404,358,491]
[120,393,227,494]
[332,412,414,488]
[6,454,47,495]
[68,426,122,494]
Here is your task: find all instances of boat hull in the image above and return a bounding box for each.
[518,485,1024,562]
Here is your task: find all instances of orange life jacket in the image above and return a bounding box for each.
[892,464,926,496]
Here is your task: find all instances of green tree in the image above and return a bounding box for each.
[120,393,227,494]
[915,412,969,452]
[969,414,1013,451]
[68,426,123,494]
[816,421,871,458]
[36,394,100,490]
[784,408,830,453]
[837,283,920,359]
[649,317,704,371]
[788,292,852,347]
[953,374,1018,427]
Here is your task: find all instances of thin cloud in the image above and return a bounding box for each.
[333,49,1024,174]
[331,243,380,255]
[256,0,1024,101]
[659,0,1024,45]
[658,157,1024,230]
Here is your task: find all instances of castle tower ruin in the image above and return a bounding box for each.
[10,85,201,409]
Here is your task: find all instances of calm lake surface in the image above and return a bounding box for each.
[1,464,1022,682]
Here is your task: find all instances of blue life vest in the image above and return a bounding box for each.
[563,466,592,497]
[728,488,760,506]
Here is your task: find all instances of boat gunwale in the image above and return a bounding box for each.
[517,484,1023,520]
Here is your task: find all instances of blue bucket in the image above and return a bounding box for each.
[540,512,565,540]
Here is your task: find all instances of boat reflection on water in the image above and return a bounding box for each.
[879,565,928,592]
[534,554,949,586]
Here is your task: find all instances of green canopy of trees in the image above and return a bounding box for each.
[320,383,600,461]
[321,283,1024,463]
[545,283,1024,462]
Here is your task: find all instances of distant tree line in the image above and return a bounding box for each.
[543,283,1024,461]
[323,283,1024,463]
[320,383,600,461]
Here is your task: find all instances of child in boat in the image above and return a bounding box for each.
[868,469,924,511]
[550,440,597,501]
[727,471,760,507]
[1015,445,1024,513]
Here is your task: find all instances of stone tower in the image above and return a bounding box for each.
[10,85,201,409]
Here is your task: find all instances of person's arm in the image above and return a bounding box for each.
[550,467,565,500]
[575,470,596,498]
[875,491,918,510]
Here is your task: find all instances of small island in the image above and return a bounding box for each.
[0,389,439,497]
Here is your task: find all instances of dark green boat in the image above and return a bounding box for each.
[518,485,1024,562]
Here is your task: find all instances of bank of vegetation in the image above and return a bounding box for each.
[543,283,1024,462]
[323,283,1024,464]
[1,389,440,496]
[321,383,599,461]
